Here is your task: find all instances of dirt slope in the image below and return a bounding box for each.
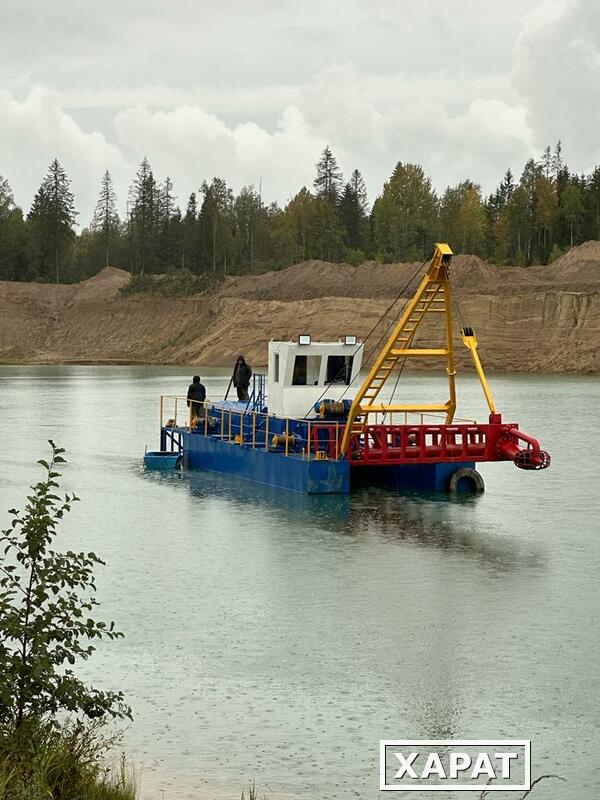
[1,245,599,373]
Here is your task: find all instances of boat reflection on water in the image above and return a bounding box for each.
[164,468,547,572]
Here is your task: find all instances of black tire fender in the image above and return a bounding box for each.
[449,467,485,493]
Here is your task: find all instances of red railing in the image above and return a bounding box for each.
[345,420,549,468]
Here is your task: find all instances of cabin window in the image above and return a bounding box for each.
[326,355,354,385]
[273,353,280,383]
[292,355,322,386]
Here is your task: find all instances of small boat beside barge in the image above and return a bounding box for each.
[149,244,550,494]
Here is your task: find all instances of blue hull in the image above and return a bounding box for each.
[352,461,476,492]
[159,406,480,494]
[181,430,349,495]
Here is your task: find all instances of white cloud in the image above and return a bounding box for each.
[0,87,127,221]
[0,0,597,222]
[114,103,326,207]
[512,0,600,169]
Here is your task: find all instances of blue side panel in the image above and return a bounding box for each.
[351,461,476,492]
[183,432,349,495]
[144,451,181,470]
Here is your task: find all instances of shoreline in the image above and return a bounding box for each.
[1,359,598,376]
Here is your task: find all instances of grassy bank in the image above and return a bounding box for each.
[0,722,137,800]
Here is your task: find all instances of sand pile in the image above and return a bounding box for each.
[0,250,599,372]
[220,253,545,302]
[68,266,130,303]
[540,241,600,284]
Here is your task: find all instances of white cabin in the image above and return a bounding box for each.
[267,338,363,418]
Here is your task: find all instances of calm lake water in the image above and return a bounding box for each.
[0,365,598,799]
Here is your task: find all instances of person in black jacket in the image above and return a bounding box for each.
[187,375,206,420]
[233,355,252,402]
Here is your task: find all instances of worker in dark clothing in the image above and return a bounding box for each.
[233,355,252,402]
[187,375,206,420]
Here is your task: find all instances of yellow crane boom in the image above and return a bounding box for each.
[339,242,497,455]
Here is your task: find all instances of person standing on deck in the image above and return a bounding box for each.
[233,355,252,402]
[187,375,206,420]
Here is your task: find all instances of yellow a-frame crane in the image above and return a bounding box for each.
[339,243,497,455]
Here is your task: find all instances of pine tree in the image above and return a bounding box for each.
[499,169,515,206]
[506,186,529,262]
[27,159,77,282]
[199,178,234,274]
[182,193,198,271]
[313,146,344,204]
[534,176,557,259]
[128,157,158,275]
[518,159,543,263]
[350,169,369,213]
[560,182,584,248]
[158,176,176,221]
[585,166,600,240]
[0,177,26,280]
[552,141,563,181]
[233,186,262,272]
[157,176,180,269]
[338,182,368,255]
[541,145,553,180]
[91,171,119,267]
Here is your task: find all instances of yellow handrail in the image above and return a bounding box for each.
[159,395,470,462]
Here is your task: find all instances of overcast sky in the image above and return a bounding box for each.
[1,0,597,224]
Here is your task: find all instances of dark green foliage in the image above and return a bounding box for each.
[119,268,211,297]
[0,441,130,730]
[92,172,120,269]
[339,176,369,253]
[198,177,235,274]
[0,443,133,799]
[0,177,27,281]
[26,160,77,282]
[128,158,158,275]
[313,145,344,204]
[372,162,439,261]
[3,140,600,281]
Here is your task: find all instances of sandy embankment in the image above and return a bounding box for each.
[1,242,599,373]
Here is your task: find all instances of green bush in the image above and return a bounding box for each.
[119,268,218,297]
[0,443,134,799]
[343,247,366,266]
[548,244,566,263]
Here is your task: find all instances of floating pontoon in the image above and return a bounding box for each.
[150,244,550,494]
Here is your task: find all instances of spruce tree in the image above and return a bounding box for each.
[157,176,179,269]
[541,145,553,180]
[339,182,367,253]
[552,141,563,181]
[128,157,158,275]
[28,160,77,282]
[182,193,198,271]
[313,146,344,204]
[91,170,119,268]
[350,169,369,213]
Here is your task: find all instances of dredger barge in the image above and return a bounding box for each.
[150,244,550,494]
